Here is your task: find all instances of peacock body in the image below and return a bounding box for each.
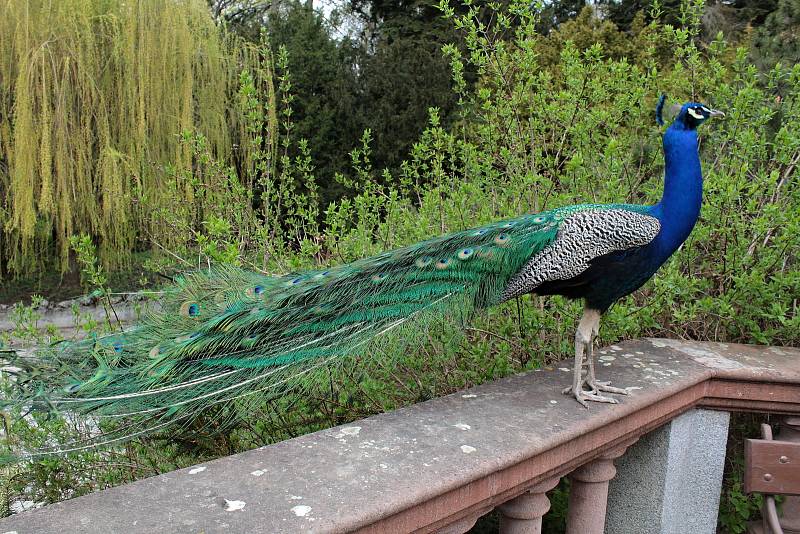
[1,98,723,458]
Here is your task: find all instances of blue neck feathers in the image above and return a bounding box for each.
[648,122,703,258]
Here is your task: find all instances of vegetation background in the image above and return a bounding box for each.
[0,0,798,531]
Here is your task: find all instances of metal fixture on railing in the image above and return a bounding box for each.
[746,418,800,534]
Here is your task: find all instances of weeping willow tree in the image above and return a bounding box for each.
[0,0,276,278]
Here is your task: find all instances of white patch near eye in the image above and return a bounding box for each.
[688,108,705,119]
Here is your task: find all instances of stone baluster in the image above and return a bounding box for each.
[498,476,561,534]
[436,507,493,534]
[566,443,633,534]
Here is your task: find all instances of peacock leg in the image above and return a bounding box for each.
[563,308,618,407]
[561,332,586,401]
[585,316,629,396]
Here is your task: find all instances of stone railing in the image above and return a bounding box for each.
[1,339,798,533]
[0,294,146,334]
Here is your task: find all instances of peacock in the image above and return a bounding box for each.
[1,96,723,461]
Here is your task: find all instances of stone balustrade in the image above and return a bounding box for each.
[0,338,798,533]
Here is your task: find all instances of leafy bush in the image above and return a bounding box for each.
[0,0,272,277]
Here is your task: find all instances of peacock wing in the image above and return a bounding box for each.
[500,206,661,301]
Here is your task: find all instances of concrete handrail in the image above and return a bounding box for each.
[0,296,146,336]
[1,339,798,533]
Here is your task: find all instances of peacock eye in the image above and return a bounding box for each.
[180,301,201,318]
[458,248,475,260]
[494,233,510,245]
[687,107,706,120]
[246,285,265,297]
[435,258,451,269]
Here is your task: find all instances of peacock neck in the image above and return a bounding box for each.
[650,125,703,257]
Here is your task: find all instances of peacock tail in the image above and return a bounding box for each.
[2,202,649,459]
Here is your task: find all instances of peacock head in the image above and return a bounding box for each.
[656,95,724,130]
[674,102,725,130]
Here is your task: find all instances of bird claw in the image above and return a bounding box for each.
[587,380,630,396]
[562,379,629,397]
[563,384,620,408]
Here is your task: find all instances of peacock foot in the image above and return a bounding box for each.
[586,380,630,396]
[561,379,628,396]
[562,385,619,408]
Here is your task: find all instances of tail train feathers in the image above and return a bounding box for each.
[1,211,563,460]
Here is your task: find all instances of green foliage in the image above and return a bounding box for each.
[0,0,271,278]
[69,235,107,293]
[69,234,126,331]
[207,0,272,37]
[719,476,763,533]
[751,0,800,72]
[265,2,361,203]
[0,297,53,347]
[541,479,570,533]
[718,414,768,533]
[0,403,215,516]
[325,0,468,181]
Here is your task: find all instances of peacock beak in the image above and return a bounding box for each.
[709,109,725,118]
